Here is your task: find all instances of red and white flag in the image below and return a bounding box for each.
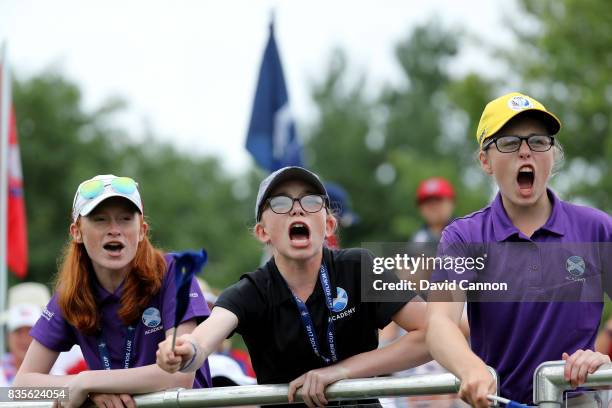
[7,105,27,278]
[1,52,28,279]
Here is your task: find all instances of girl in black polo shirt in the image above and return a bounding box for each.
[157,166,430,407]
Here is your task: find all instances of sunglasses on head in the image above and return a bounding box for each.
[77,177,138,200]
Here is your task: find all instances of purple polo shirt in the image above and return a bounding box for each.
[31,255,212,388]
[434,189,611,404]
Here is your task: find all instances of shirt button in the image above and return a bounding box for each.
[532,265,538,270]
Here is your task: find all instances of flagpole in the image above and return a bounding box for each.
[0,41,11,354]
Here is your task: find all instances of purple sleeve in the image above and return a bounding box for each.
[29,294,77,352]
[431,224,477,284]
[161,256,211,331]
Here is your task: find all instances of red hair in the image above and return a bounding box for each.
[56,219,166,335]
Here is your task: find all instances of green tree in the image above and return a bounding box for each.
[304,50,385,245]
[13,71,262,289]
[382,24,490,238]
[117,144,262,289]
[14,72,124,286]
[306,23,491,247]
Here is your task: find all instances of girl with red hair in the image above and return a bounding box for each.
[14,175,211,408]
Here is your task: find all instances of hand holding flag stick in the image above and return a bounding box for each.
[171,249,207,352]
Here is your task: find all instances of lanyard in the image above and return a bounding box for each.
[292,264,338,365]
[96,325,136,370]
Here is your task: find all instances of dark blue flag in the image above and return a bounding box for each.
[246,22,303,172]
[171,249,207,348]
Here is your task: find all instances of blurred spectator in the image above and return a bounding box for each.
[1,303,40,384]
[7,282,51,309]
[379,177,467,408]
[413,177,455,243]
[324,182,359,249]
[0,283,87,385]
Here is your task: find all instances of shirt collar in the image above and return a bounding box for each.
[269,252,326,306]
[538,189,566,236]
[91,271,124,303]
[491,188,565,241]
[269,259,293,306]
[490,193,519,241]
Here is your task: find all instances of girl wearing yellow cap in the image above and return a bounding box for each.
[426,93,611,407]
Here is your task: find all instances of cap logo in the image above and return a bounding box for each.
[479,128,487,144]
[507,96,533,111]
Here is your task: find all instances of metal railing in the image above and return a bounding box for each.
[534,360,612,408]
[0,372,468,408]
[7,361,612,407]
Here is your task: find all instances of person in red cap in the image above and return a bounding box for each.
[413,177,455,244]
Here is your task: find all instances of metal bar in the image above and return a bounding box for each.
[175,374,461,407]
[0,373,463,407]
[533,360,612,407]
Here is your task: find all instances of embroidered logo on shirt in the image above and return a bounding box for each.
[331,287,348,312]
[329,307,356,322]
[144,326,163,335]
[142,307,161,328]
[41,306,54,321]
[566,255,586,282]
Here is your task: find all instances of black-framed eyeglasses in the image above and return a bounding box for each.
[482,135,555,153]
[266,194,327,215]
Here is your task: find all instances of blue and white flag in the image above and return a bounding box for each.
[171,249,207,352]
[246,22,303,172]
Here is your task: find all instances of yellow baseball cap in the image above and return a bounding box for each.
[476,92,561,147]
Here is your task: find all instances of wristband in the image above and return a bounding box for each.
[179,340,199,373]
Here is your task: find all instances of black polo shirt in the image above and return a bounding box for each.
[215,247,412,387]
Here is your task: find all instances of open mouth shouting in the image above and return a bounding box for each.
[516,164,535,197]
[103,241,125,256]
[288,222,311,247]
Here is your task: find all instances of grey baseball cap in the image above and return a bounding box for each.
[255,166,328,222]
